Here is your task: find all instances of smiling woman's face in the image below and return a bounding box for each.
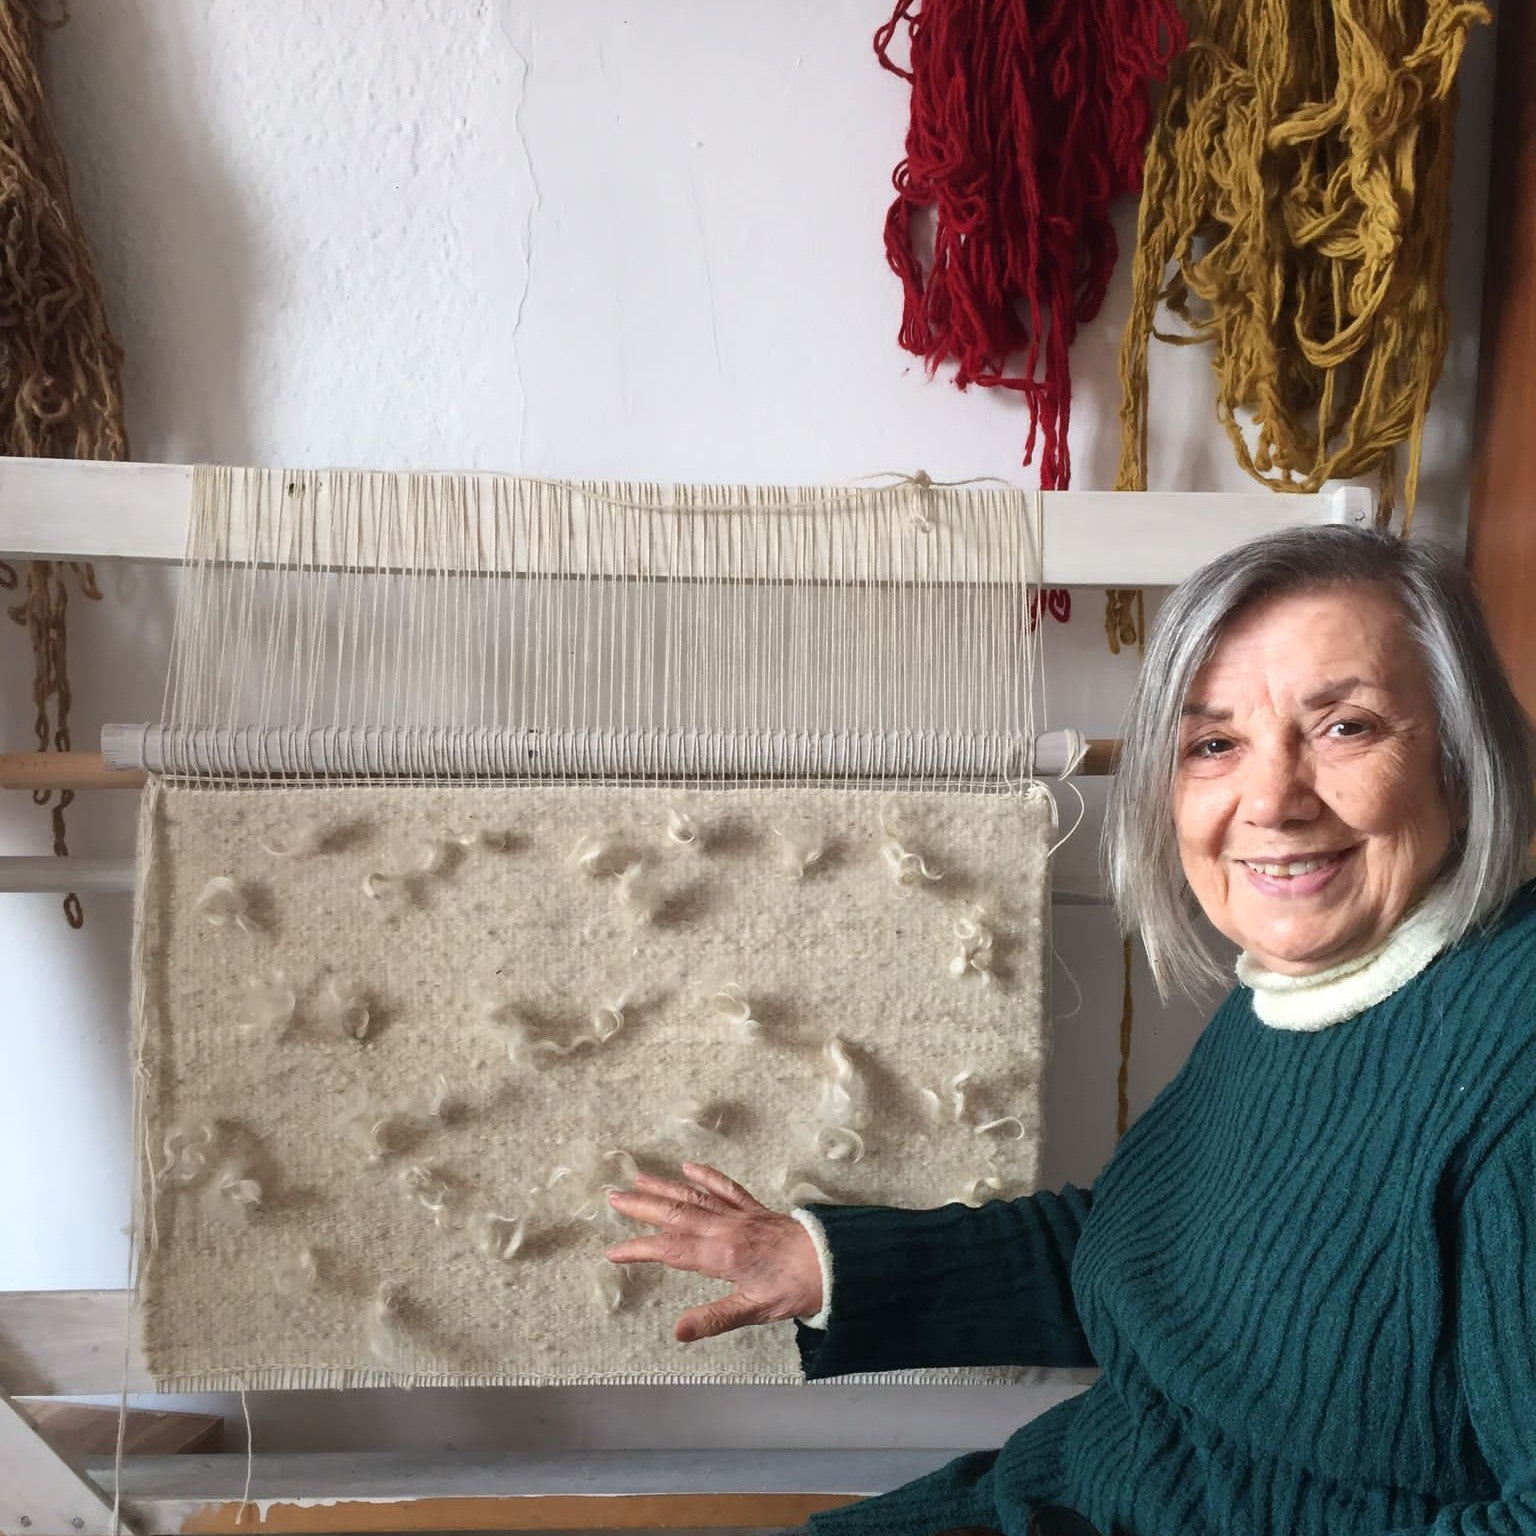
[1172,582,1455,975]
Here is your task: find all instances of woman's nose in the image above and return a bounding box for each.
[1240,742,1320,826]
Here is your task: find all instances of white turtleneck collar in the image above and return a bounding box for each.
[1235,884,1460,1032]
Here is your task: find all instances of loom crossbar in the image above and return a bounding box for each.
[0,457,1370,583]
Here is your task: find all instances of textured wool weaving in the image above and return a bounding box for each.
[135,778,1052,1386]
[128,466,1063,1387]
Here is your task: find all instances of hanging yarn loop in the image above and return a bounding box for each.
[1116,0,1489,528]
[0,0,129,925]
[876,0,1184,487]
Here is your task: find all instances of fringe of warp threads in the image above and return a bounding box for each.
[0,0,129,927]
[874,0,1184,491]
[1115,0,1489,530]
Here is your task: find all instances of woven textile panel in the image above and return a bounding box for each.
[134,781,1053,1387]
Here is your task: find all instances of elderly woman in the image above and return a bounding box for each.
[607,524,1536,1536]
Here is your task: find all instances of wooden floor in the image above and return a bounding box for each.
[92,1448,960,1533]
[19,1400,223,1457]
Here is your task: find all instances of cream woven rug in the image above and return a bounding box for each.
[134,780,1053,1387]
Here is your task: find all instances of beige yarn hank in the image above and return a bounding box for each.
[1116,0,1489,529]
[0,0,128,926]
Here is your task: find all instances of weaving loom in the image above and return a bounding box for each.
[134,465,1068,1388]
[0,458,1368,1530]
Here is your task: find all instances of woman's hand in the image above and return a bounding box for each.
[605,1161,823,1342]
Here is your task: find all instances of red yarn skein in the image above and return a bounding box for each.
[876,0,1183,488]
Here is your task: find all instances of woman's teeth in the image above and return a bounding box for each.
[1245,857,1335,877]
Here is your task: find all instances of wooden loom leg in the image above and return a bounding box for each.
[0,1388,138,1536]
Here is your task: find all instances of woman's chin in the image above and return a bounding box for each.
[1243,922,1379,975]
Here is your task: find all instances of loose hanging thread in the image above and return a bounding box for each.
[875,0,1184,488]
[1116,935,1134,1138]
[1113,600,1144,1136]
[1115,0,1489,529]
[0,0,129,927]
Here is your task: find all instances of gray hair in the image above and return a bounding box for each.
[1104,524,1533,997]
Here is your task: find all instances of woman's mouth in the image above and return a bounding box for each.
[1239,851,1349,895]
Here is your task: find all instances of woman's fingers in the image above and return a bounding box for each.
[680,1162,765,1213]
[607,1187,719,1233]
[675,1289,767,1343]
[604,1232,701,1269]
[629,1169,736,1216]
[604,1229,741,1284]
[611,1165,763,1231]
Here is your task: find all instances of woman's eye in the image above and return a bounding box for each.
[1187,736,1234,759]
[1325,718,1371,739]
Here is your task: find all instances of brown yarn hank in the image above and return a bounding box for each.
[1115,0,1488,529]
[0,0,128,926]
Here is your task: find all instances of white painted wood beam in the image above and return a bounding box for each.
[0,457,1371,587]
[0,1390,132,1536]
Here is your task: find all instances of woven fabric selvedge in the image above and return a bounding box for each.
[133,780,1053,1387]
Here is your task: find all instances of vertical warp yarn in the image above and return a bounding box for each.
[875,0,1184,489]
[1116,0,1489,526]
[0,0,128,926]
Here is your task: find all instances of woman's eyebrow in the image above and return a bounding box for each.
[1300,676,1365,708]
[1180,701,1230,721]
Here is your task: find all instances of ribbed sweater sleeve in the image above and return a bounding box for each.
[795,1185,1096,1378]
[1341,1115,1536,1536]
[1391,1119,1536,1536]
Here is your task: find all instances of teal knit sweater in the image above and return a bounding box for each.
[798,885,1536,1536]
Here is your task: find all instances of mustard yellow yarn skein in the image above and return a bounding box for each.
[1117,0,1489,529]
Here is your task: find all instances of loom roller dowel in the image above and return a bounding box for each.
[0,730,1121,893]
[0,750,146,789]
[91,725,1118,781]
[0,737,1121,789]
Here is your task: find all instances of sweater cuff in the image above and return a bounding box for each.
[789,1206,834,1330]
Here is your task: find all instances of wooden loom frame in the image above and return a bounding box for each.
[0,457,1369,1534]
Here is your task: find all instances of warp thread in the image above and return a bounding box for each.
[0,1,129,927]
[1115,0,1488,529]
[875,0,1183,484]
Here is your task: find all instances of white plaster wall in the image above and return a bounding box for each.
[0,1,1496,1454]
